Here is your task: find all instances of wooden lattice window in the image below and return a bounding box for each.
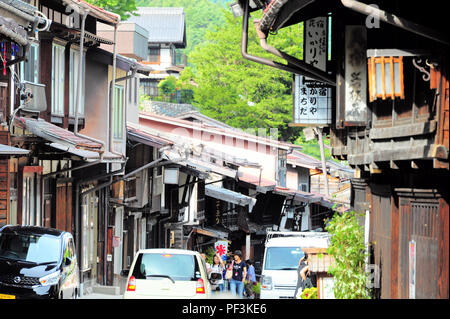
[368,56,405,102]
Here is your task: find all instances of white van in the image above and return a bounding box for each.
[260,231,330,299]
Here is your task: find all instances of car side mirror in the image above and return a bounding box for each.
[210,273,222,281]
[65,257,72,266]
[120,269,129,277]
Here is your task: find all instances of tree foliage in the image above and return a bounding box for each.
[325,210,370,299]
[187,10,303,142]
[158,76,177,96]
[125,1,305,142]
[84,0,138,21]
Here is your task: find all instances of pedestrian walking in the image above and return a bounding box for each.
[294,253,313,299]
[244,259,257,299]
[229,250,247,298]
[223,257,233,291]
[210,253,225,293]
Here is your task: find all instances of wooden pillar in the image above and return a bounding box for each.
[438,197,449,299]
[390,192,399,298]
[0,128,10,226]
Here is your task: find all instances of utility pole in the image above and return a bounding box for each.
[315,127,329,196]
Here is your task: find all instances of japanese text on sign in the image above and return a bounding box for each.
[305,17,327,72]
[294,75,332,125]
[344,25,367,123]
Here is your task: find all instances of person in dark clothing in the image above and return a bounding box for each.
[229,250,247,298]
[244,259,257,299]
[294,253,312,298]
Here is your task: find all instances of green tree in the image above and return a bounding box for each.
[176,66,195,91]
[325,210,370,299]
[158,76,177,100]
[85,0,138,20]
[187,10,303,142]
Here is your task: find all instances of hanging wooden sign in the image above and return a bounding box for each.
[293,75,332,126]
[344,26,367,125]
[292,17,331,126]
[304,17,327,72]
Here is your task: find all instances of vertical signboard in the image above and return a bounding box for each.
[293,76,332,125]
[344,25,367,124]
[293,17,331,126]
[409,240,416,299]
[305,17,327,72]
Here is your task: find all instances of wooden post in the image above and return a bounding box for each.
[316,127,329,196]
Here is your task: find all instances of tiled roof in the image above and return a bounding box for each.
[127,123,173,148]
[48,143,123,163]
[237,171,276,192]
[139,111,296,151]
[0,143,29,156]
[14,117,103,151]
[141,101,236,130]
[0,15,28,46]
[62,0,120,25]
[287,150,323,169]
[142,100,197,117]
[127,7,186,47]
[1,0,36,16]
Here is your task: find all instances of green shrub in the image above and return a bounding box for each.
[325,210,370,299]
[300,287,318,299]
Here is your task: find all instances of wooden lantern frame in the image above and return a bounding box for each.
[368,56,405,102]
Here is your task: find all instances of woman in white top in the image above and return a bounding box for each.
[210,253,225,292]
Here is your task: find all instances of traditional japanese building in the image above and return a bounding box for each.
[230,0,449,299]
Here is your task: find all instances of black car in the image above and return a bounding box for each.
[0,225,80,299]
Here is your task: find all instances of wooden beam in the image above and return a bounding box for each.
[390,160,400,169]
[431,144,449,159]
[433,158,449,169]
[369,163,382,174]
[354,167,362,178]
[367,49,432,57]
[370,121,437,140]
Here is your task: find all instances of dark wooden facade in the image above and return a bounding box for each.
[332,4,449,299]
[332,3,449,298]
[236,0,449,299]
[0,130,10,225]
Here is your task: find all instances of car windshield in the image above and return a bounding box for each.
[264,247,304,270]
[132,253,198,281]
[0,232,61,264]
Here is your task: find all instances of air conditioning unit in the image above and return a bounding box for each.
[21,81,47,112]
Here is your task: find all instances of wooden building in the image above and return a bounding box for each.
[232,0,449,299]
[0,0,38,226]
[1,0,151,294]
[126,7,187,98]
[303,247,336,299]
